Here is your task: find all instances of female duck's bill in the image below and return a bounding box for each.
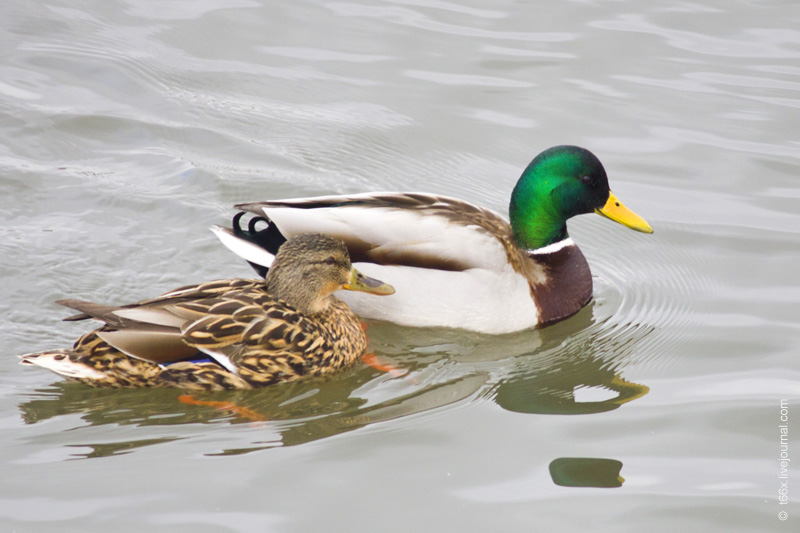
[345,268,395,295]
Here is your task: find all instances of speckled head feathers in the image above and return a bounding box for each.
[264,233,354,315]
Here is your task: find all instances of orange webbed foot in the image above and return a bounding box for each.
[178,394,266,422]
[362,353,406,378]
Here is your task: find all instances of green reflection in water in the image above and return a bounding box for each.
[491,305,651,415]
[549,457,624,488]
[495,373,649,415]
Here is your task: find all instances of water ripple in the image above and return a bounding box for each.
[592,14,800,59]
[328,2,573,42]
[582,221,714,372]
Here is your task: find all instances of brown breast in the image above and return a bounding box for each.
[528,244,593,326]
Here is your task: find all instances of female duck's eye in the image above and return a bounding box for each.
[580,175,593,185]
[323,256,337,265]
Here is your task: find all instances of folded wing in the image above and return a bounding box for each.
[221,192,516,273]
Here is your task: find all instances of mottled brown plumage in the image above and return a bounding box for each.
[19,233,394,390]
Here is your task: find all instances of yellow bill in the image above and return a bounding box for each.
[595,192,653,234]
[344,268,395,296]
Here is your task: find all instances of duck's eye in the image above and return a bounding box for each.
[322,256,337,265]
[580,175,593,185]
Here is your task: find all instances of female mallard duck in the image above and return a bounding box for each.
[20,233,394,390]
[213,146,652,335]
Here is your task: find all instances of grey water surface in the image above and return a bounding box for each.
[2,1,799,531]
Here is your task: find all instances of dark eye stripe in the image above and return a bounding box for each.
[311,257,340,266]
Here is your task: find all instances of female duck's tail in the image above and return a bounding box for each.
[19,350,107,381]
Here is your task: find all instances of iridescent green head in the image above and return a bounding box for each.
[509,146,653,250]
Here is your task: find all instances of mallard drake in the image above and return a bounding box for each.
[214,146,652,335]
[20,233,394,390]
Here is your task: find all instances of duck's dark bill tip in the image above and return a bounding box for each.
[344,269,395,295]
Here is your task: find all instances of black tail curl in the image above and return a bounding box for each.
[231,212,288,278]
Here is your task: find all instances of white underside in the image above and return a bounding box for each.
[340,262,539,334]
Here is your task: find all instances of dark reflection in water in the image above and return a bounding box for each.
[17,304,651,458]
[18,367,490,456]
[495,373,648,416]
[549,457,624,488]
[490,306,651,415]
[65,438,184,459]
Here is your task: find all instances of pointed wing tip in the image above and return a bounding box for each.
[54,299,101,321]
[210,225,232,236]
[233,202,268,214]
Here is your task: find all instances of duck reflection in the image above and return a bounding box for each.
[18,359,490,456]
[17,303,651,457]
[490,304,650,415]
